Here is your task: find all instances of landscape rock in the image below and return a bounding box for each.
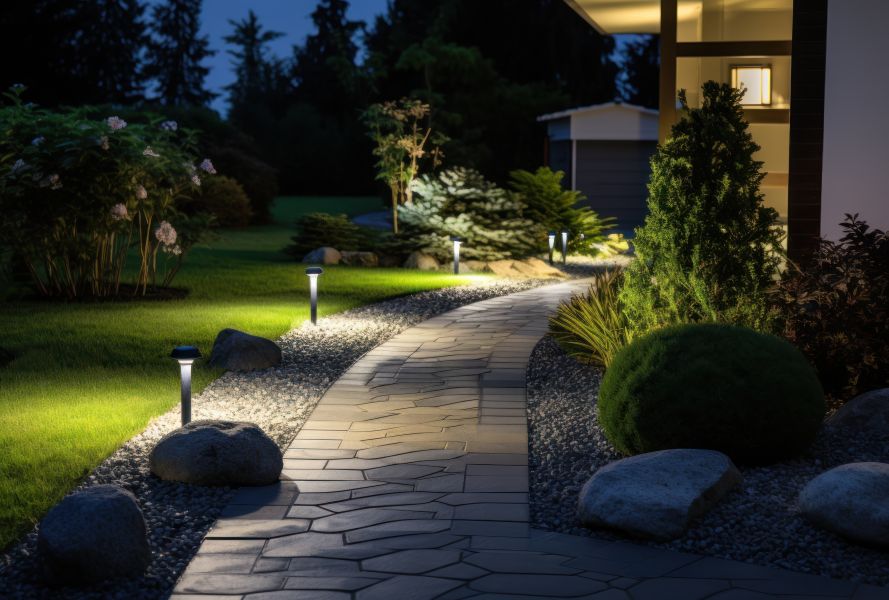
[485,259,524,278]
[514,257,569,279]
[38,485,150,584]
[340,251,379,267]
[209,328,282,371]
[799,462,889,547]
[827,388,889,436]
[150,420,283,486]
[403,251,439,270]
[577,449,742,540]
[302,246,342,265]
[463,260,488,272]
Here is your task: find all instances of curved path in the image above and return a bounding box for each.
[173,281,882,600]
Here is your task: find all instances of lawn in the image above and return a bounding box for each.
[0,196,492,549]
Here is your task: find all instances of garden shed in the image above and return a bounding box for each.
[538,102,658,232]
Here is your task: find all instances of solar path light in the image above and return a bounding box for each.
[547,231,556,265]
[306,267,323,325]
[171,345,201,425]
[561,230,569,265]
[450,236,462,274]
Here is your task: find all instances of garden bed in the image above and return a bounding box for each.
[527,336,889,586]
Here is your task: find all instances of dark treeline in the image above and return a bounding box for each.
[0,0,657,196]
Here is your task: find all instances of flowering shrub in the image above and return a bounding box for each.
[0,86,216,298]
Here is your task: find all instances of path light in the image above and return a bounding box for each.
[170,346,201,425]
[548,231,556,265]
[561,230,569,265]
[450,236,462,274]
[306,267,323,325]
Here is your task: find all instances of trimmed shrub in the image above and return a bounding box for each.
[598,323,825,464]
[284,213,376,259]
[209,146,278,224]
[183,175,252,228]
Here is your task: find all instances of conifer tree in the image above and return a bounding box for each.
[621,35,659,109]
[223,10,284,121]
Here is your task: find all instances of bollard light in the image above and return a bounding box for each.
[450,236,462,274]
[561,230,569,265]
[171,345,201,425]
[547,231,556,265]
[306,267,323,325]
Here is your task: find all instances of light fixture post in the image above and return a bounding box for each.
[450,236,462,274]
[561,230,569,265]
[547,231,556,265]
[170,346,201,425]
[306,267,323,325]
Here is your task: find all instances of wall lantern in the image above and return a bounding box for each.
[561,230,569,265]
[547,231,556,265]
[731,65,771,106]
[306,267,323,325]
[450,236,462,274]
[170,345,201,425]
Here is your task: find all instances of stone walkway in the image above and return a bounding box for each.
[172,282,884,600]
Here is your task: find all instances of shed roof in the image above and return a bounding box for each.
[537,101,658,122]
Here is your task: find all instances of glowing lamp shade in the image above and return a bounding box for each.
[731,66,771,106]
[449,236,462,274]
[305,267,323,325]
[560,230,569,265]
[170,345,201,425]
[547,231,556,265]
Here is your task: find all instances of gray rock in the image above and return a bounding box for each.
[800,462,889,547]
[37,485,150,583]
[577,449,742,540]
[340,251,379,267]
[302,246,342,265]
[827,388,889,436]
[209,328,281,371]
[403,251,439,270]
[150,420,283,486]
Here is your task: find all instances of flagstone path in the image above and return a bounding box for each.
[172,281,885,600]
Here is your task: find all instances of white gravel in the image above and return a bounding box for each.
[527,336,889,587]
[0,278,549,600]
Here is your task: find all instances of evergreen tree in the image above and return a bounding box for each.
[224,10,284,120]
[144,0,216,106]
[619,82,784,334]
[621,35,659,108]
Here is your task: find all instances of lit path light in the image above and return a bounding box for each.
[548,231,556,265]
[561,230,569,265]
[170,345,201,425]
[306,267,323,325]
[450,236,462,274]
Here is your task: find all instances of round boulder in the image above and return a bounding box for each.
[827,388,889,436]
[150,420,283,486]
[302,246,342,265]
[578,449,742,540]
[209,328,282,372]
[38,485,150,584]
[799,462,889,547]
[403,251,439,271]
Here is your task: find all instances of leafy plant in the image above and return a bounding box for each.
[773,215,889,403]
[619,82,784,335]
[184,175,252,228]
[284,213,376,259]
[599,323,825,464]
[549,269,632,368]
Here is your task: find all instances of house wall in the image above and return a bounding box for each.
[547,140,573,186]
[820,0,889,239]
[570,107,658,141]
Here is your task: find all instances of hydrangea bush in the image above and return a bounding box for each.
[0,86,216,298]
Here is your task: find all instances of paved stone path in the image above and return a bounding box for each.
[172,282,884,600]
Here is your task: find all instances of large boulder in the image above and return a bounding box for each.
[302,247,342,265]
[340,251,379,267]
[150,420,283,486]
[799,462,889,547]
[827,388,889,436]
[577,449,742,540]
[513,257,568,279]
[209,328,281,371]
[38,485,150,584]
[485,259,524,278]
[403,251,439,271]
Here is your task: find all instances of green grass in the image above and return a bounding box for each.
[0,196,491,549]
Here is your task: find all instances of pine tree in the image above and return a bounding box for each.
[619,82,784,333]
[144,0,216,106]
[223,10,284,119]
[621,35,659,109]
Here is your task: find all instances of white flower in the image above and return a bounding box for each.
[160,120,178,131]
[154,221,177,246]
[110,203,128,221]
[10,159,26,174]
[191,174,201,187]
[135,185,147,200]
[161,244,182,256]
[98,136,110,150]
[198,158,216,174]
[31,136,45,146]
[143,146,160,158]
[106,116,127,131]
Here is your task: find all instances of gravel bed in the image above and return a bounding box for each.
[527,336,889,586]
[0,278,549,600]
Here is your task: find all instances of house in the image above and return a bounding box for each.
[564,0,889,261]
[538,102,658,233]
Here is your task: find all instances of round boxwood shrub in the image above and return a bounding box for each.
[598,323,825,464]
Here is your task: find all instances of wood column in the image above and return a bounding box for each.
[659,0,678,143]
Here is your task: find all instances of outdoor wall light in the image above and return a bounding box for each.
[170,345,201,426]
[548,231,556,265]
[731,65,772,106]
[561,230,569,265]
[450,236,462,274]
[306,267,323,325]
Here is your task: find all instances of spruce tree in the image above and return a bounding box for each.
[144,0,216,106]
[223,10,284,120]
[619,82,783,333]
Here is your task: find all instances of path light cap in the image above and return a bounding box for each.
[449,235,461,242]
[305,267,324,276]
[561,229,569,234]
[171,345,201,360]
[548,231,556,237]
